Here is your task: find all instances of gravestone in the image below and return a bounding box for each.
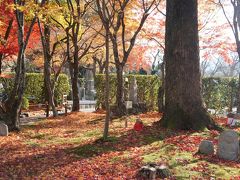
[129,77,138,104]
[199,140,214,155]
[0,122,8,136]
[84,66,95,100]
[217,130,239,161]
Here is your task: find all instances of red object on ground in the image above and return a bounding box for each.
[134,122,143,131]
[0,73,14,79]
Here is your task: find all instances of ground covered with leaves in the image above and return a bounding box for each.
[0,112,240,179]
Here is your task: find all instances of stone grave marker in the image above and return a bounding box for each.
[217,130,239,161]
[0,122,8,136]
[129,77,138,104]
[199,140,214,155]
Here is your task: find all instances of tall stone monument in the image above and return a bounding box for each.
[129,77,138,104]
[84,65,95,100]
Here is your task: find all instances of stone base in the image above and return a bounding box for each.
[110,102,147,117]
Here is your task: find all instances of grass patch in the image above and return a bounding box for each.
[25,140,40,147]
[141,138,240,179]
[31,133,47,139]
[84,129,102,138]
[71,143,116,158]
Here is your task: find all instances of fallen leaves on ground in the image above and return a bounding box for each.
[0,112,239,179]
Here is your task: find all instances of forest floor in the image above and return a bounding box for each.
[0,111,240,179]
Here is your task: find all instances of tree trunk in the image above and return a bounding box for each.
[43,25,58,117]
[158,61,165,113]
[237,73,240,113]
[116,64,126,116]
[6,9,26,131]
[230,84,234,112]
[103,26,110,139]
[38,21,58,117]
[0,54,4,75]
[160,0,215,130]
[71,20,80,112]
[5,19,25,131]
[71,62,80,111]
[236,45,240,112]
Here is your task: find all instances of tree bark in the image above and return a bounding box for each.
[237,73,240,113]
[4,8,27,130]
[43,25,58,117]
[71,62,80,111]
[103,26,110,139]
[116,64,126,116]
[160,0,215,130]
[37,19,58,117]
[158,60,165,113]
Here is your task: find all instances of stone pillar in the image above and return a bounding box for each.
[129,77,138,104]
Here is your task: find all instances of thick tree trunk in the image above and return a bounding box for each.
[71,19,80,112]
[5,33,25,131]
[160,0,215,130]
[236,45,240,113]
[237,73,240,113]
[3,9,27,131]
[116,64,126,116]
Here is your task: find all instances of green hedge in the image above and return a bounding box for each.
[202,77,238,112]
[0,73,70,104]
[1,73,237,113]
[96,75,238,112]
[95,74,160,110]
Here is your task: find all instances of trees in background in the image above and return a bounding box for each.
[219,0,240,112]
[95,0,157,116]
[37,0,69,117]
[0,0,15,74]
[53,0,100,112]
[1,0,239,133]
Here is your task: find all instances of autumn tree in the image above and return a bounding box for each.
[95,0,157,116]
[0,0,15,73]
[53,0,99,112]
[95,0,112,139]
[1,0,37,130]
[37,0,68,117]
[160,0,216,130]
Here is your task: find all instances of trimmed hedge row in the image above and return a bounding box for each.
[95,74,160,110]
[95,75,239,112]
[1,73,237,113]
[0,73,70,104]
[202,77,238,112]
